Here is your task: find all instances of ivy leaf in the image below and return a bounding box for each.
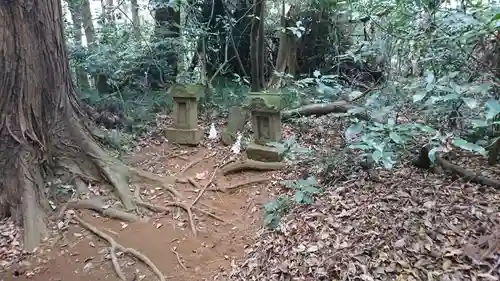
[452,138,487,155]
[382,153,395,169]
[413,91,427,102]
[485,99,500,120]
[462,97,478,109]
[389,132,404,144]
[372,150,383,162]
[470,119,489,128]
[428,147,439,163]
[264,214,281,229]
[345,122,363,141]
[349,144,371,150]
[264,200,280,212]
[294,190,305,204]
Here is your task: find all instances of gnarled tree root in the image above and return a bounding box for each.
[436,156,500,189]
[135,199,225,237]
[222,159,285,175]
[74,215,165,281]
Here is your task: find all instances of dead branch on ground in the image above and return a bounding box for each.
[436,155,500,189]
[222,159,285,175]
[74,215,165,281]
[281,101,369,121]
[415,147,500,189]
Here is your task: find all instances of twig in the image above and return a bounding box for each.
[74,215,165,281]
[206,177,272,193]
[171,248,187,270]
[191,168,217,206]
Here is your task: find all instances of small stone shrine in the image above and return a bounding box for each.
[164,84,205,145]
[221,106,248,146]
[245,91,285,162]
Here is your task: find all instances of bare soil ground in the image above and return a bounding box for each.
[0,142,278,281]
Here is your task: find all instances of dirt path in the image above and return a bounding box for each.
[1,143,276,281]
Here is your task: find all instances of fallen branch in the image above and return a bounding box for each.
[222,159,285,175]
[205,177,272,193]
[74,215,165,281]
[281,101,369,121]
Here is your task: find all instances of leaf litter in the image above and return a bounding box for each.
[228,115,500,281]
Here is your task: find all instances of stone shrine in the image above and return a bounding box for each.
[245,91,285,162]
[164,84,205,145]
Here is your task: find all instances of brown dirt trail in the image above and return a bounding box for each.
[0,143,276,281]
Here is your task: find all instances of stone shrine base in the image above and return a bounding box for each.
[246,143,282,162]
[164,128,203,145]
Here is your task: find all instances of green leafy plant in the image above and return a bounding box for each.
[263,196,290,230]
[268,136,311,162]
[280,176,321,205]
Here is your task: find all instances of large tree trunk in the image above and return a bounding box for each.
[68,0,91,89]
[0,0,133,251]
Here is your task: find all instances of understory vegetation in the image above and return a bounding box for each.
[66,0,500,225]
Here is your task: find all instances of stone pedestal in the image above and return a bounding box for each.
[164,84,205,145]
[245,91,285,162]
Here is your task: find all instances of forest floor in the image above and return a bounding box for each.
[0,140,281,281]
[1,113,500,281]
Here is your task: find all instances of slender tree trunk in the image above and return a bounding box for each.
[0,0,133,251]
[250,0,266,91]
[130,0,140,40]
[84,0,111,93]
[152,0,181,86]
[68,0,90,89]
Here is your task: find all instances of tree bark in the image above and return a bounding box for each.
[0,0,134,251]
[68,0,91,89]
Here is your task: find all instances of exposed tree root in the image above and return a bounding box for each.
[436,156,500,189]
[281,101,369,121]
[205,177,272,193]
[222,159,285,175]
[129,167,180,198]
[61,198,139,222]
[74,215,165,281]
[135,200,198,235]
[180,152,216,175]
